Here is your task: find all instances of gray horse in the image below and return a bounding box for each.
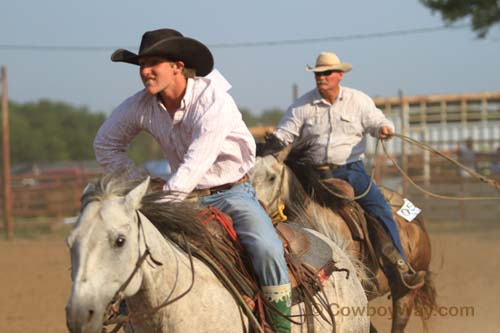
[65,175,369,333]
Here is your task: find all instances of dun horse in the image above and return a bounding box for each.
[65,174,370,333]
[250,147,437,333]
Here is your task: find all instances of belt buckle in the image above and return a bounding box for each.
[330,164,340,171]
[187,188,211,199]
[190,174,248,198]
[315,164,331,171]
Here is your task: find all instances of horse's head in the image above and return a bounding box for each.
[250,152,290,214]
[65,176,150,333]
[251,140,320,217]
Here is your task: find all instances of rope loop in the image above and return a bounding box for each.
[381,133,500,201]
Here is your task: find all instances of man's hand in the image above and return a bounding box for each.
[150,177,166,192]
[379,126,394,140]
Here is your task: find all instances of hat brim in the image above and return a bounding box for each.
[306,63,352,73]
[111,49,139,65]
[111,37,214,77]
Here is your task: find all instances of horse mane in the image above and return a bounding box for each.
[284,165,311,210]
[141,192,214,247]
[80,172,143,207]
[80,172,214,250]
[284,136,349,211]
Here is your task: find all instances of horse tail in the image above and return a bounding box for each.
[413,270,438,331]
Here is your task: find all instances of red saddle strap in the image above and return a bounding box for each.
[197,206,239,243]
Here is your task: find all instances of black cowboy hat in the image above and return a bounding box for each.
[111,28,214,77]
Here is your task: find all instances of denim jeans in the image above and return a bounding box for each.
[199,180,290,287]
[329,161,407,261]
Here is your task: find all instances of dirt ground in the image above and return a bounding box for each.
[1,224,499,333]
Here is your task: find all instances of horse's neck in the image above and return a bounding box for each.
[284,166,313,208]
[284,166,350,241]
[130,212,223,313]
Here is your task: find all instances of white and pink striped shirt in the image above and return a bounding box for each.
[94,77,256,201]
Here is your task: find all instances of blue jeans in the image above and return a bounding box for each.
[199,181,290,287]
[329,161,407,261]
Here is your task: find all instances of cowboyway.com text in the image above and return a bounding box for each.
[330,304,474,320]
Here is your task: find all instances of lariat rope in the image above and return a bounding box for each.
[381,133,500,200]
[317,142,379,201]
[316,133,500,202]
[191,247,264,333]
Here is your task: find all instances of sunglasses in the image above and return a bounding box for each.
[314,70,340,77]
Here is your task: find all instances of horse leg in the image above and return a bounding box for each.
[390,288,415,333]
[388,228,436,332]
[370,321,379,333]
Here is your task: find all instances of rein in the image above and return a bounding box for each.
[266,162,289,223]
[103,211,196,331]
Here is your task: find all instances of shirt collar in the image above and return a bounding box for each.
[156,78,195,125]
[181,78,194,111]
[312,85,344,106]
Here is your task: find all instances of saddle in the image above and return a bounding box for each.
[321,178,367,242]
[198,206,344,294]
[195,206,345,329]
[321,178,415,242]
[320,178,421,278]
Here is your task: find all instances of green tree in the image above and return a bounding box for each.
[259,108,285,126]
[239,106,285,127]
[420,0,500,37]
[240,107,259,127]
[3,99,284,167]
[3,99,168,166]
[8,100,106,163]
[128,132,164,165]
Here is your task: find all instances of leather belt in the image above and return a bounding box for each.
[188,174,249,198]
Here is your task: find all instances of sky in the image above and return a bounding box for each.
[1,0,499,116]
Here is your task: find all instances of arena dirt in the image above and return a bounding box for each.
[1,226,499,332]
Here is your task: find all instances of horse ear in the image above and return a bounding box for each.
[125,177,150,210]
[275,144,293,163]
[82,183,95,196]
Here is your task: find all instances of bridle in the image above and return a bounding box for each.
[265,156,289,223]
[102,210,196,332]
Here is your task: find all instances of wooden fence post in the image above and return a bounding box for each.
[1,66,13,239]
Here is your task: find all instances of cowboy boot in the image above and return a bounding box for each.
[262,284,292,333]
[381,243,425,290]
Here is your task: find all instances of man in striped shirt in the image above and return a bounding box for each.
[94,29,291,332]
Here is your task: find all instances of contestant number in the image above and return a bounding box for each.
[397,199,421,222]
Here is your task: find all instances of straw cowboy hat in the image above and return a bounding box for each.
[111,28,214,77]
[306,52,352,73]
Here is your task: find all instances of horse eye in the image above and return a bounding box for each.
[268,175,276,182]
[115,236,126,248]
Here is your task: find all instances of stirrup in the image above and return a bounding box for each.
[396,259,410,273]
[399,270,426,290]
[396,260,425,289]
